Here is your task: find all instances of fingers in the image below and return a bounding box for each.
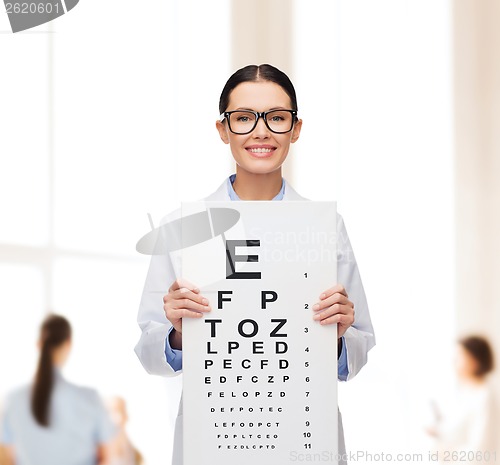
[164,299,210,328]
[312,303,354,321]
[165,278,210,311]
[164,287,210,309]
[313,294,350,311]
[313,284,350,313]
[319,283,348,300]
[168,277,200,293]
[318,312,345,326]
[169,307,206,320]
[163,278,211,333]
[171,293,212,313]
[312,283,355,329]
[315,309,355,340]
[164,279,211,328]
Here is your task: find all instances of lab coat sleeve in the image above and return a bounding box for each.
[336,213,376,381]
[134,209,184,377]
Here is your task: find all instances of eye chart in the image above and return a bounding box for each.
[180,201,338,465]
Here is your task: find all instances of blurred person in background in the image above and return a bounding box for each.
[0,314,116,465]
[427,335,498,463]
[107,396,143,465]
[0,402,11,465]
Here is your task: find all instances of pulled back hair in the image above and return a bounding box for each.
[218,64,298,114]
[32,314,71,427]
[459,335,495,378]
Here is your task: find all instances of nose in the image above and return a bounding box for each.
[252,115,270,138]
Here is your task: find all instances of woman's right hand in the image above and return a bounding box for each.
[163,278,211,335]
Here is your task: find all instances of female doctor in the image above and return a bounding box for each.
[135,64,376,465]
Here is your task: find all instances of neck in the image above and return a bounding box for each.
[232,169,283,200]
[461,374,486,387]
[52,342,70,368]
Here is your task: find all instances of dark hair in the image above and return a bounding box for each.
[218,64,298,114]
[32,314,72,427]
[459,335,494,378]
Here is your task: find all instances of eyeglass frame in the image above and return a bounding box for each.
[219,109,298,135]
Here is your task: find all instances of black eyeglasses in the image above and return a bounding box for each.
[219,109,298,135]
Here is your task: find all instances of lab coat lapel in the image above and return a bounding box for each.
[283,181,308,201]
[204,179,229,201]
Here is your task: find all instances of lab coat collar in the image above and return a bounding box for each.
[204,176,309,201]
[161,176,309,226]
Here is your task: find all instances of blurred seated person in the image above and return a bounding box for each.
[427,335,498,463]
[107,397,143,465]
[0,314,116,465]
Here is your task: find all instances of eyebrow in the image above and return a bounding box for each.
[233,106,289,111]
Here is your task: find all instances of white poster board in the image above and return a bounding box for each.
[180,201,338,465]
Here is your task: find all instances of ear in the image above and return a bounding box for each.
[290,118,302,144]
[216,120,230,144]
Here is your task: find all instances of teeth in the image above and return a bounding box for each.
[249,148,273,153]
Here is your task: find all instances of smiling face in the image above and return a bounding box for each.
[216,81,302,176]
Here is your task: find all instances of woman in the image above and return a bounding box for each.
[0,314,116,465]
[135,64,376,465]
[427,336,498,463]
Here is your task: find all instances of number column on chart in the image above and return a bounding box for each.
[302,271,312,450]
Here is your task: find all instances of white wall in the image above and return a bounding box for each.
[0,1,229,463]
[293,0,454,458]
[454,0,500,399]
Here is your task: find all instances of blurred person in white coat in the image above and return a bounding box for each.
[135,64,376,465]
[427,336,498,464]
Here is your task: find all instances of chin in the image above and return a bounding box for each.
[240,164,283,175]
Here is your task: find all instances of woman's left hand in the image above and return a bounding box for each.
[312,283,355,339]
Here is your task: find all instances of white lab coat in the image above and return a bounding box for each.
[134,177,376,465]
[432,381,499,464]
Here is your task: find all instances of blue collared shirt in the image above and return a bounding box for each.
[165,174,349,379]
[227,173,286,200]
[0,370,116,465]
